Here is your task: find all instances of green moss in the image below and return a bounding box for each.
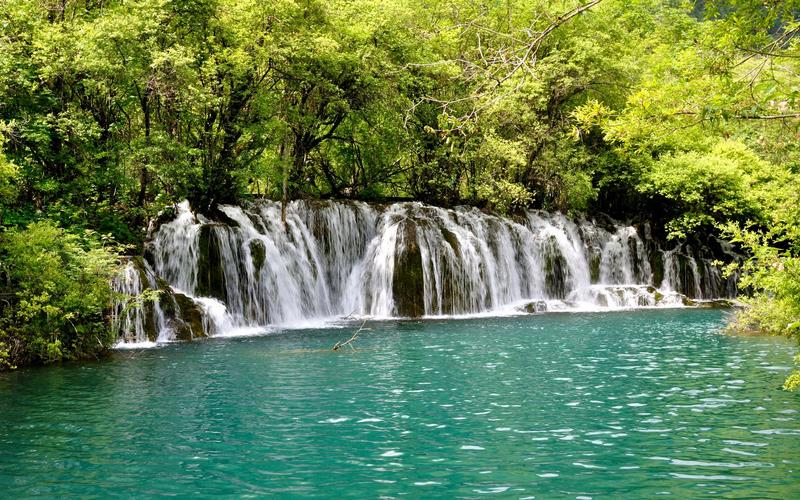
[171,293,207,340]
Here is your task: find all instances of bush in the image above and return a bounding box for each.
[723,223,800,391]
[0,221,120,369]
[638,140,793,240]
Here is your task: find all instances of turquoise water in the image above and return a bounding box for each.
[1,309,799,498]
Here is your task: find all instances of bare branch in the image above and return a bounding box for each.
[671,110,800,121]
[332,318,369,351]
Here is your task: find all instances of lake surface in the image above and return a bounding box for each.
[1,309,799,498]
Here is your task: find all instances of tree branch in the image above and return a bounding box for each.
[332,318,368,351]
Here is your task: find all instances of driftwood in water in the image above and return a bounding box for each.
[332,318,368,351]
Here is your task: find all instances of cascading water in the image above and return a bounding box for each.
[112,259,169,345]
[114,200,737,344]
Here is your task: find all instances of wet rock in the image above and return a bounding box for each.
[393,220,425,317]
[676,254,697,298]
[692,298,740,309]
[649,250,664,288]
[441,227,461,257]
[171,293,207,340]
[197,224,228,302]
[129,257,158,342]
[589,252,601,284]
[205,205,240,228]
[147,205,179,239]
[519,300,548,314]
[249,239,266,271]
[543,239,569,299]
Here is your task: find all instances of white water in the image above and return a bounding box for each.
[114,200,734,344]
[111,259,169,345]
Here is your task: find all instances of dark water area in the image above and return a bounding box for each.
[1,309,798,497]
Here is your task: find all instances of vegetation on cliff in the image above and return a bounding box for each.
[0,0,798,375]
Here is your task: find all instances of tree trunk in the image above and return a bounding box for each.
[137,94,151,209]
[280,139,289,228]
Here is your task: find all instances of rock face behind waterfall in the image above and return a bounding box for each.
[112,257,208,343]
[392,219,425,317]
[112,200,739,344]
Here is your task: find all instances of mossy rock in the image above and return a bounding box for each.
[171,292,207,340]
[543,240,569,299]
[694,299,737,309]
[520,300,548,314]
[197,224,228,301]
[249,239,266,271]
[589,252,601,284]
[649,250,664,288]
[392,220,425,317]
[124,257,159,342]
[676,254,697,298]
[130,256,150,283]
[206,206,240,228]
[437,227,461,314]
[441,227,461,258]
[627,237,641,280]
[148,205,179,236]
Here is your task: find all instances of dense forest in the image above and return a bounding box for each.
[0,0,798,382]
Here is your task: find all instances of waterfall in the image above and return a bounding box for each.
[114,200,736,344]
[112,259,169,345]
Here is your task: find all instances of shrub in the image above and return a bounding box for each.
[0,221,120,368]
[639,140,792,240]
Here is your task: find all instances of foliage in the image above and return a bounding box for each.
[785,356,800,391]
[0,222,120,368]
[476,179,533,215]
[0,0,799,372]
[638,140,794,240]
[728,236,800,389]
[0,127,17,207]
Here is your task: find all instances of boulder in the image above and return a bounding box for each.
[171,292,208,340]
[519,300,548,314]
